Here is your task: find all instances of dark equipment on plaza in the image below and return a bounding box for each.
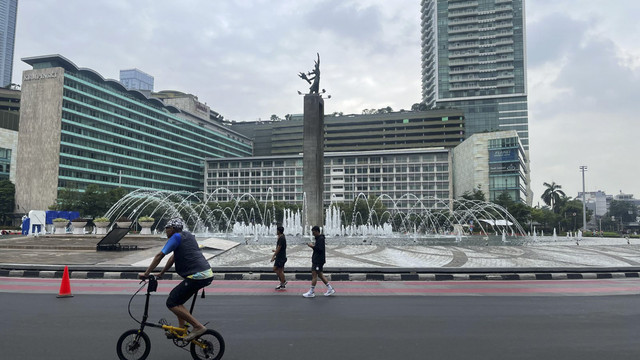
[96,225,137,251]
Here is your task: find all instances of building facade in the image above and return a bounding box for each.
[0,87,19,182]
[421,0,529,150]
[229,109,465,156]
[452,130,528,204]
[205,148,453,212]
[119,68,154,92]
[577,191,611,218]
[15,54,252,211]
[0,0,17,87]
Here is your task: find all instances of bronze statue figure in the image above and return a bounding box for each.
[299,53,320,94]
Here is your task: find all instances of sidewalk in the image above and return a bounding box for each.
[1,234,640,280]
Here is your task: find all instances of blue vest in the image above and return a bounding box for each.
[173,231,211,278]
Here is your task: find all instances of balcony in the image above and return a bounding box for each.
[449,50,480,59]
[449,1,478,10]
[496,64,514,70]
[496,47,514,54]
[449,34,480,42]
[449,67,478,74]
[449,42,479,50]
[496,73,514,80]
[450,83,480,90]
[496,81,515,87]
[449,58,480,66]
[495,56,514,63]
[495,5,514,13]
[450,76,479,83]
[448,17,478,26]
[448,9,478,18]
[495,13,514,20]
[449,26,479,34]
[495,30,514,38]
[495,22,514,29]
[494,39,514,46]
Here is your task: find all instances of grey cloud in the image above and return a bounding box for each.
[527,13,589,67]
[304,0,383,44]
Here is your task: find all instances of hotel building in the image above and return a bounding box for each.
[15,54,252,211]
[205,148,453,212]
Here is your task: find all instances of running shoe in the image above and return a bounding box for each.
[324,288,335,296]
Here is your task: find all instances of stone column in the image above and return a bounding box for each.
[303,94,324,232]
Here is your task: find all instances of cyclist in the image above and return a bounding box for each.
[138,218,213,341]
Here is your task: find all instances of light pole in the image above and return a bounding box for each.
[579,166,587,231]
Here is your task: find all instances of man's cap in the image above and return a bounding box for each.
[165,218,184,230]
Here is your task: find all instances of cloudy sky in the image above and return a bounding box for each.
[10,0,640,203]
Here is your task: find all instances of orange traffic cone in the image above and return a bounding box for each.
[57,266,73,298]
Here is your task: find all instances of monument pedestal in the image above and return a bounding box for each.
[303,94,324,231]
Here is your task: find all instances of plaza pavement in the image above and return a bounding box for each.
[1,234,640,281]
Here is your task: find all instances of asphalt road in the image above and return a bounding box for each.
[1,291,639,360]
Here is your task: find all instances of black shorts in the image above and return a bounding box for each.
[311,263,324,272]
[274,258,287,268]
[166,277,213,308]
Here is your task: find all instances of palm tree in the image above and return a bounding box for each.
[541,182,566,213]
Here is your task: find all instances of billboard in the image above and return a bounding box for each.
[489,149,517,162]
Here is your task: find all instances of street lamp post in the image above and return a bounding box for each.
[579,166,587,231]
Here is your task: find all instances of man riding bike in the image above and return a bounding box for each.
[138,218,213,341]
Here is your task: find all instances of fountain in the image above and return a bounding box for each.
[99,188,531,246]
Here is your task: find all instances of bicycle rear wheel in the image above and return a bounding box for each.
[117,329,151,360]
[190,329,225,360]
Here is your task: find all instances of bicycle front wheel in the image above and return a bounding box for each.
[190,329,225,360]
[117,329,151,360]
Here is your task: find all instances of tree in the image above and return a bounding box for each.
[106,187,128,212]
[411,102,429,111]
[79,184,109,217]
[541,182,566,213]
[52,184,81,211]
[0,180,15,226]
[492,191,531,230]
[377,106,393,114]
[461,187,486,201]
[606,200,638,231]
[558,199,588,232]
[333,196,388,227]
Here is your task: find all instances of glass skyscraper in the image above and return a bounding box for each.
[120,68,154,92]
[421,0,529,151]
[0,0,18,87]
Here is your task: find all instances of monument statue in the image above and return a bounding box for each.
[298,53,320,94]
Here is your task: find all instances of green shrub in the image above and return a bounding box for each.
[94,217,110,223]
[52,218,68,223]
[138,216,155,222]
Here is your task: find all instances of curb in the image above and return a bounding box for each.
[2,269,639,281]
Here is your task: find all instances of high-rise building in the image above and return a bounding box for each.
[229,109,465,156]
[420,0,529,150]
[0,87,19,182]
[15,54,252,211]
[205,147,453,212]
[119,68,154,92]
[0,0,18,87]
[453,130,528,204]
